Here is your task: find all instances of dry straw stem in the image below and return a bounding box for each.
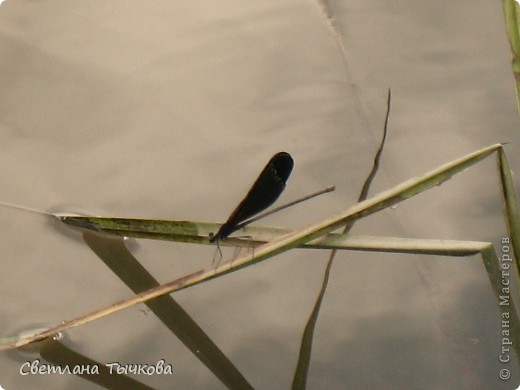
[1,143,518,350]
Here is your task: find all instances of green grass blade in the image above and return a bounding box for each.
[503,0,520,114]
[292,254,334,390]
[497,148,520,288]
[293,91,390,390]
[58,216,488,255]
[307,235,488,256]
[60,216,211,244]
[480,245,520,360]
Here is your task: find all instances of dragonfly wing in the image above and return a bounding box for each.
[212,152,293,241]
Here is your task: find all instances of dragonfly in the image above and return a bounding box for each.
[209,152,294,243]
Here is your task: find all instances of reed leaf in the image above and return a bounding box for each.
[503,0,520,114]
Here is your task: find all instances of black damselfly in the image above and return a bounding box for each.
[209,152,294,242]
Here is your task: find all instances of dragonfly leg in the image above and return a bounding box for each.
[211,238,223,268]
